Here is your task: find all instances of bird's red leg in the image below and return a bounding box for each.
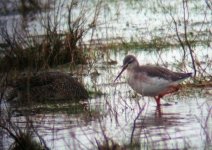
[154,96,162,107]
[154,96,163,117]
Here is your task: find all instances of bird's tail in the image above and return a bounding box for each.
[184,72,192,78]
[178,72,192,81]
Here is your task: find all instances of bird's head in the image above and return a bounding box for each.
[114,55,139,82]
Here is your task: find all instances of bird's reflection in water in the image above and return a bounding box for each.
[135,103,189,130]
[129,103,193,147]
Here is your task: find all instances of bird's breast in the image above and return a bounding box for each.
[127,71,172,96]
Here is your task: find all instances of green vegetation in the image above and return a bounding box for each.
[88,90,105,98]
[13,101,87,115]
[95,36,208,54]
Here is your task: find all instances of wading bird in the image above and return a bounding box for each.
[114,55,192,107]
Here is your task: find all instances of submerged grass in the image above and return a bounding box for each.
[16,102,86,115]
[95,139,141,150]
[98,36,209,53]
[9,98,89,115]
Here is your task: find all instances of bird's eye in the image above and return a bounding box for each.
[128,59,134,64]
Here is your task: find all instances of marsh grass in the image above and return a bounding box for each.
[0,0,102,71]
[0,28,88,71]
[95,139,142,150]
[88,90,106,98]
[8,131,44,150]
[0,113,48,150]
[0,0,212,149]
[11,100,88,115]
[92,35,209,55]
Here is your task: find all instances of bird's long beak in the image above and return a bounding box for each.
[114,64,128,82]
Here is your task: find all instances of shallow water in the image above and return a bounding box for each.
[2,88,212,149]
[0,0,211,44]
[1,50,212,150]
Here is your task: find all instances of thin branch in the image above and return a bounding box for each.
[183,0,197,77]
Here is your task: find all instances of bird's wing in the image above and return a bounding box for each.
[139,65,191,81]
